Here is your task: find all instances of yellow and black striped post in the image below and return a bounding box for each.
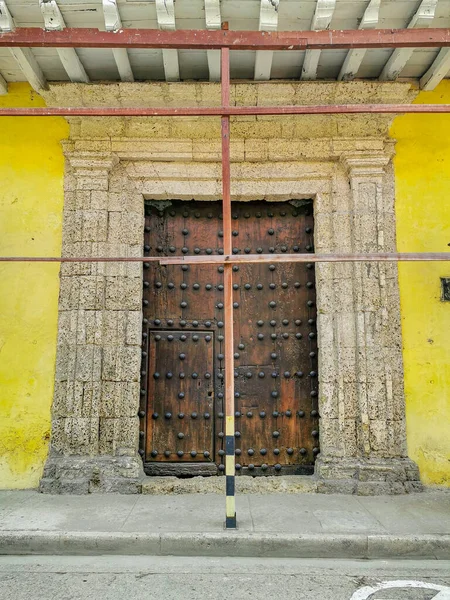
[221,45,236,529]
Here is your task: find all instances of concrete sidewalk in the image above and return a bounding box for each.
[0,490,449,559]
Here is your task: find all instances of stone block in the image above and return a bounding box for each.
[231,120,282,139]
[100,381,140,418]
[40,454,143,494]
[105,277,142,311]
[332,213,354,252]
[336,115,391,138]
[343,418,359,456]
[76,175,109,191]
[98,417,139,454]
[125,311,142,345]
[357,481,406,496]
[82,310,103,345]
[74,139,112,153]
[244,138,268,161]
[90,191,109,210]
[57,310,77,346]
[319,418,344,457]
[170,119,220,140]
[55,344,77,382]
[107,211,144,245]
[316,480,357,495]
[318,381,339,419]
[369,419,392,458]
[124,118,171,138]
[81,210,108,242]
[64,174,76,192]
[80,117,125,138]
[366,377,388,420]
[51,417,99,454]
[59,276,105,311]
[75,344,102,382]
[53,381,101,418]
[102,346,141,382]
[52,381,72,417]
[100,310,126,346]
[62,211,83,243]
[335,312,357,349]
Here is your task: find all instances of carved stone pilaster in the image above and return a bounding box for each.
[40,152,145,494]
[314,152,422,494]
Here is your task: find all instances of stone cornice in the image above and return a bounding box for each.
[64,150,120,172]
[42,81,418,108]
[62,137,395,164]
[340,150,393,177]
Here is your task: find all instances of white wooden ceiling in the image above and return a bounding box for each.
[0,0,450,95]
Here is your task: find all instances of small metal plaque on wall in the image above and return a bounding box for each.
[441,278,450,302]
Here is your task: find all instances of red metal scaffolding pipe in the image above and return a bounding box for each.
[0,253,448,263]
[1,105,450,117]
[220,46,237,529]
[0,27,449,50]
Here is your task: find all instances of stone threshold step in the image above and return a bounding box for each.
[140,475,318,495]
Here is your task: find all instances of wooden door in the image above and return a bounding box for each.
[140,201,319,476]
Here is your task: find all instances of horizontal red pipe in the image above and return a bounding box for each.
[160,253,450,264]
[1,105,450,117]
[0,253,448,263]
[0,27,449,50]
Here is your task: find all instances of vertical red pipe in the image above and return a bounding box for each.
[221,47,236,528]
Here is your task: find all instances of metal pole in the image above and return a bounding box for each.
[1,27,449,50]
[221,46,236,530]
[1,105,450,117]
[0,253,449,263]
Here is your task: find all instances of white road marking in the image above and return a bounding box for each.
[351,580,450,599]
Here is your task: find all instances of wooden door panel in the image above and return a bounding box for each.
[146,331,214,462]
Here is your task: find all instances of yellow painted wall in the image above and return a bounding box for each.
[391,81,450,486]
[0,83,68,488]
[0,81,448,489]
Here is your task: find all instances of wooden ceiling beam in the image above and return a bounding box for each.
[39,0,89,83]
[205,0,221,82]
[338,0,381,82]
[0,71,7,94]
[380,0,438,81]
[254,0,279,81]
[301,0,336,81]
[155,0,180,82]
[0,0,47,92]
[102,0,134,82]
[420,47,450,90]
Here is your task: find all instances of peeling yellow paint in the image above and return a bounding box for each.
[0,83,68,488]
[391,80,450,487]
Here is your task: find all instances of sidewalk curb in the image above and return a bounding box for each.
[1,531,449,559]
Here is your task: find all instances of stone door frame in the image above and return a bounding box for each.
[40,82,421,494]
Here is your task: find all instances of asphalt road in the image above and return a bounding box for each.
[0,557,449,600]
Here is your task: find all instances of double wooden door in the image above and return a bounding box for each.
[140,201,319,476]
